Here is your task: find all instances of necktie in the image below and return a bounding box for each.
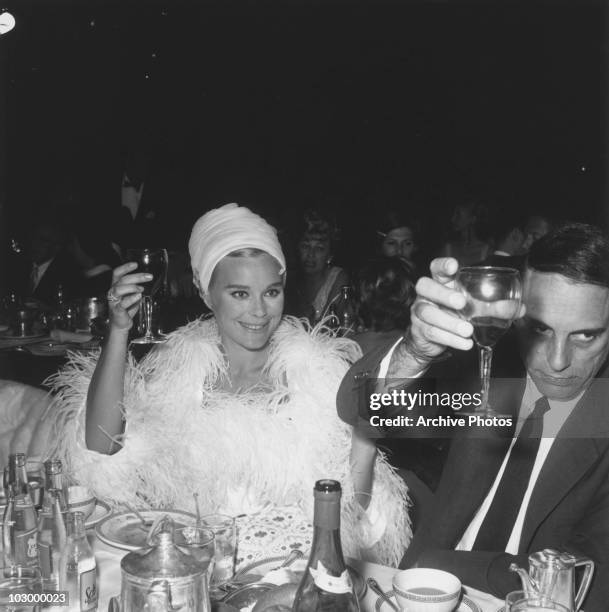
[472,396,550,551]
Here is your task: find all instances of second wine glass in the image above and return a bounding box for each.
[125,248,168,344]
[455,266,522,415]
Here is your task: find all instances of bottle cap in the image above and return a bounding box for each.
[314,480,341,493]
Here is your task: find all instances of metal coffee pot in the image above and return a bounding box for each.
[109,516,211,612]
[510,549,594,611]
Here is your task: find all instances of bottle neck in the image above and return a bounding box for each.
[67,513,86,540]
[308,496,346,571]
[12,468,29,498]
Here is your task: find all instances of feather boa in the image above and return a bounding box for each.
[46,316,411,565]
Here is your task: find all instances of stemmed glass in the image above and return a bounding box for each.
[125,248,168,344]
[455,266,522,415]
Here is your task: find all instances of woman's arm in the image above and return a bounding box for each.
[85,262,151,453]
[350,427,377,510]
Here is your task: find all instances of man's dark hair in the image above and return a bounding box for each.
[527,222,609,289]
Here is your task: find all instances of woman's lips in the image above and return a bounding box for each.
[239,321,269,332]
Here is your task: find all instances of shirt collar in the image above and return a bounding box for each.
[521,375,585,436]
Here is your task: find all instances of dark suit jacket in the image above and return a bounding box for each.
[336,336,609,611]
[10,250,83,306]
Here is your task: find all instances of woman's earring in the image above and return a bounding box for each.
[326,257,333,266]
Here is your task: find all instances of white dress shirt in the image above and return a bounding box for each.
[456,377,582,553]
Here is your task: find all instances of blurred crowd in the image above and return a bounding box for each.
[1,194,554,343]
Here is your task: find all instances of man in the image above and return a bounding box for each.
[9,217,81,305]
[338,222,609,610]
[480,210,527,269]
[522,213,552,253]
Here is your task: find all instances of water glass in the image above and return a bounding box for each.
[0,566,43,612]
[174,526,215,580]
[199,514,236,588]
[506,590,569,611]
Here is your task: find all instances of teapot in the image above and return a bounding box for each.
[109,515,211,612]
[510,549,594,612]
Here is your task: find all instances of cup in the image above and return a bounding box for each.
[506,591,570,612]
[199,514,236,588]
[0,566,43,612]
[392,568,461,612]
[174,526,215,579]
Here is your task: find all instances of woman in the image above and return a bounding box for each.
[285,210,349,323]
[49,203,410,566]
[375,211,421,277]
[439,199,490,266]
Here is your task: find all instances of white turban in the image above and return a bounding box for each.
[188,203,286,294]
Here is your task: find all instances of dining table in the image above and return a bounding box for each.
[91,533,504,612]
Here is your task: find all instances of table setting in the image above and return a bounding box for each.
[0,295,104,357]
[0,457,591,612]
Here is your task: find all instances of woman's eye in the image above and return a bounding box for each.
[266,288,282,298]
[231,291,248,299]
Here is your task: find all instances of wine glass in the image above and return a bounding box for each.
[125,248,168,344]
[455,266,522,415]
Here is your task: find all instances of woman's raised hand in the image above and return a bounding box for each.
[106,262,152,330]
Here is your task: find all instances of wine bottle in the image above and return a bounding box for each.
[293,480,360,612]
[60,511,98,612]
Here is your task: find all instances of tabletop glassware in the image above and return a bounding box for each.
[0,566,43,612]
[506,590,570,611]
[174,526,215,584]
[455,266,522,415]
[25,460,44,511]
[198,514,236,592]
[125,248,168,344]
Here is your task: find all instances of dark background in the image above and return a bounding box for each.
[1,0,607,258]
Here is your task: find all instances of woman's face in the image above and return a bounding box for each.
[299,234,331,275]
[206,252,284,353]
[381,227,416,260]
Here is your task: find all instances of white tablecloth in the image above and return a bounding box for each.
[93,536,503,612]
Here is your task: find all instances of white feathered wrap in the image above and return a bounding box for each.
[47,316,411,565]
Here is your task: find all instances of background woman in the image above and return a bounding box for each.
[285,209,349,323]
[439,198,490,266]
[375,210,421,277]
[49,203,410,566]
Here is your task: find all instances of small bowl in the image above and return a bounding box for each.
[67,485,96,519]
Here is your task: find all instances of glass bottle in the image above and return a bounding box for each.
[38,488,67,590]
[336,285,357,333]
[42,459,67,514]
[3,456,39,568]
[60,511,98,612]
[293,480,360,612]
[326,303,341,332]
